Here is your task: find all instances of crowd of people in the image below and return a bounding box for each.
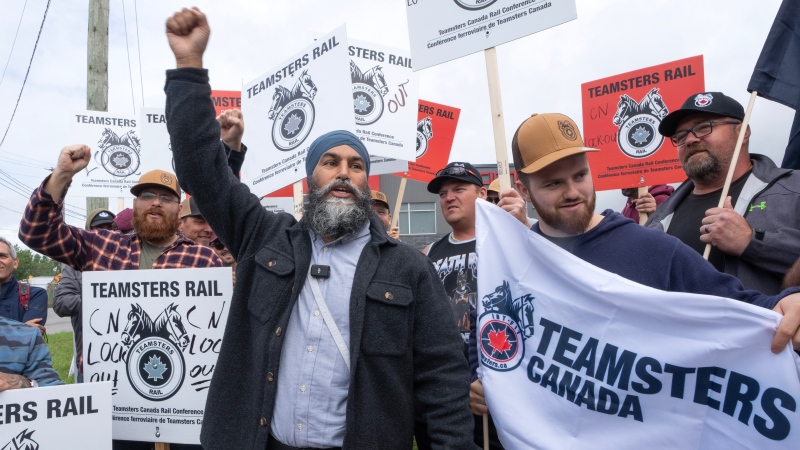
[2,6,800,450]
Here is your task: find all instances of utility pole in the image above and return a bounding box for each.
[86,0,109,213]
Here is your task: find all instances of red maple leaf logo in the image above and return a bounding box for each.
[488,329,511,354]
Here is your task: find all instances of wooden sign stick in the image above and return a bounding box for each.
[118,197,125,214]
[637,186,649,225]
[293,180,304,221]
[484,47,511,193]
[155,443,169,450]
[702,90,757,260]
[391,177,408,230]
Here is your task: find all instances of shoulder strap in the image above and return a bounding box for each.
[18,281,30,310]
[307,268,350,371]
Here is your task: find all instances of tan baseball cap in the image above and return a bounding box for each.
[371,191,390,209]
[179,197,202,219]
[511,113,598,174]
[130,169,181,198]
[487,179,501,194]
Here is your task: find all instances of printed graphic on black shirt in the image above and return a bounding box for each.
[429,240,478,343]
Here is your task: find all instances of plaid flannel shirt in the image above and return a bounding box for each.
[19,179,222,271]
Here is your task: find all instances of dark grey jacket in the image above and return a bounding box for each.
[646,154,800,294]
[53,264,83,358]
[165,68,475,450]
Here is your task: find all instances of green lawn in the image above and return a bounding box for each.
[46,331,75,384]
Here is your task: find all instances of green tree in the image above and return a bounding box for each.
[13,245,61,279]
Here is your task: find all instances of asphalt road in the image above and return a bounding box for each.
[45,307,73,334]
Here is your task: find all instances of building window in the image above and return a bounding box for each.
[399,202,436,235]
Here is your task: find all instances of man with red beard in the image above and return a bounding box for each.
[19,165,221,272]
[467,112,800,422]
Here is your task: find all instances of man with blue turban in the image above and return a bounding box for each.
[160,8,475,450]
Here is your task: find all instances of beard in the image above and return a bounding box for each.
[681,143,725,182]
[531,190,596,236]
[302,177,372,240]
[132,205,180,243]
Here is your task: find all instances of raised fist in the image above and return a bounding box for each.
[56,144,92,175]
[217,109,244,151]
[165,7,210,68]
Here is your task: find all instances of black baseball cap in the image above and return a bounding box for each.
[658,92,745,136]
[427,162,484,194]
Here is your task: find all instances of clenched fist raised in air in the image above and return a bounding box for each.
[166,7,210,69]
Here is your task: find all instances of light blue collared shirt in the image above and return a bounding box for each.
[271,222,371,448]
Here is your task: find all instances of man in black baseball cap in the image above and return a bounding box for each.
[647,91,800,295]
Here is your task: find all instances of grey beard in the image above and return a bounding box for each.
[303,178,372,240]
[682,146,724,182]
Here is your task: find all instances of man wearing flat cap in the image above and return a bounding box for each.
[646,92,800,295]
[163,7,473,450]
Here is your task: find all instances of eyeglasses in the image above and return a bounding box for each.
[138,191,179,204]
[670,120,741,147]
[487,196,500,204]
[211,240,225,251]
[436,166,481,180]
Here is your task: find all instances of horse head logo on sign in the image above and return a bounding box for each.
[415,117,434,159]
[453,0,499,10]
[3,429,38,450]
[122,303,188,401]
[479,281,535,372]
[267,70,318,151]
[612,88,669,159]
[351,60,389,126]
[95,128,141,178]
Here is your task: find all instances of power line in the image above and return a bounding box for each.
[0,0,29,88]
[133,0,144,107]
[0,0,51,150]
[121,0,136,112]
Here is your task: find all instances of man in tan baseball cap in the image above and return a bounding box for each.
[179,197,214,245]
[469,112,800,421]
[371,190,399,240]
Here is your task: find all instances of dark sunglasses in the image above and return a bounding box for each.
[487,196,501,204]
[211,241,225,251]
[436,166,480,179]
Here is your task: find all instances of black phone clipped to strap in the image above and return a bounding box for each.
[310,265,330,279]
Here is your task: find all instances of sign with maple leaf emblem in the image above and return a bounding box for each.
[478,280,531,371]
[83,268,233,444]
[242,25,354,196]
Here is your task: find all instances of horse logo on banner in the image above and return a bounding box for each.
[351,60,389,126]
[3,429,38,450]
[121,303,189,401]
[479,280,535,372]
[415,117,433,159]
[93,128,141,178]
[267,70,318,151]
[612,88,669,159]
[453,0,499,11]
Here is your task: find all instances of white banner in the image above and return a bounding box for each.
[260,196,294,215]
[0,382,113,449]
[242,25,354,196]
[139,108,178,179]
[349,40,418,163]
[369,156,408,175]
[475,201,800,449]
[406,0,577,71]
[82,268,232,444]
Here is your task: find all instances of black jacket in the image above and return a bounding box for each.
[165,68,474,450]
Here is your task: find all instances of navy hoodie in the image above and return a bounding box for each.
[469,210,800,380]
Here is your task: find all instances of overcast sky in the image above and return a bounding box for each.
[0,0,794,247]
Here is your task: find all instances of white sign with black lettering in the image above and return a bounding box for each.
[406,0,577,70]
[0,382,113,450]
[242,25,354,196]
[139,108,177,176]
[349,40,418,164]
[260,196,295,215]
[82,268,232,444]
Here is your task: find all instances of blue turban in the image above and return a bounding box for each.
[305,130,370,177]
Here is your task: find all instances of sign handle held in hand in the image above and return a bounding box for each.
[293,180,304,221]
[484,47,511,192]
[702,90,757,260]
[483,413,490,450]
[391,177,408,230]
[637,186,649,225]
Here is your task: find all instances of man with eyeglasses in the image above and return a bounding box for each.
[19,163,222,273]
[646,92,800,295]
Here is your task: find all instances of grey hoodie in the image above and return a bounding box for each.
[646,154,800,294]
